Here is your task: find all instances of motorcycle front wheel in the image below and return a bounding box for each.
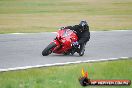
[42,42,56,56]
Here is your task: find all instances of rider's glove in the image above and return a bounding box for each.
[60,27,65,30]
[72,41,79,48]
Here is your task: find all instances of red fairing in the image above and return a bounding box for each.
[52,29,78,54]
[53,39,60,46]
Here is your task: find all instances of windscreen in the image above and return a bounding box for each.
[62,29,73,37]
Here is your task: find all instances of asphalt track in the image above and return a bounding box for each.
[0,30,132,71]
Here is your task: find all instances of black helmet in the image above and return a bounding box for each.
[79,20,88,32]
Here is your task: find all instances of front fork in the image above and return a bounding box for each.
[53,38,60,46]
[51,38,61,52]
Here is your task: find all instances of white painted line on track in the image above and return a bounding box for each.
[52,32,57,33]
[51,30,131,34]
[7,30,132,35]
[0,57,129,72]
[111,30,130,32]
[10,33,25,34]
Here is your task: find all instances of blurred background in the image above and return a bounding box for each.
[0,0,132,33]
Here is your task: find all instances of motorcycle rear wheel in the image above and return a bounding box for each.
[42,42,56,56]
[79,51,84,56]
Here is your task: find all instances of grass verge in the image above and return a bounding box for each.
[0,0,132,33]
[0,58,132,88]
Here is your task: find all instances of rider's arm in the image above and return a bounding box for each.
[65,25,80,31]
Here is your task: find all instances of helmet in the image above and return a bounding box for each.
[79,20,88,32]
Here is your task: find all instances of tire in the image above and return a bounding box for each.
[42,42,56,56]
[79,51,84,56]
[79,47,85,56]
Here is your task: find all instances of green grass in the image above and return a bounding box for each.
[0,0,132,33]
[0,59,132,88]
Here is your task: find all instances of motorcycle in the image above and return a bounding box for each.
[42,28,85,56]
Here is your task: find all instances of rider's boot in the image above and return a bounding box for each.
[78,43,85,56]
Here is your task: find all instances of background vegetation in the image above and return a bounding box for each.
[0,0,132,33]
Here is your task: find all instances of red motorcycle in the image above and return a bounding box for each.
[42,28,85,56]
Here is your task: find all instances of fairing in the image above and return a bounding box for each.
[52,29,78,54]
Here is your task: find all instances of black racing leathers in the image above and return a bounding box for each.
[64,25,90,45]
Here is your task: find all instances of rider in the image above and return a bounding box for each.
[61,20,90,55]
